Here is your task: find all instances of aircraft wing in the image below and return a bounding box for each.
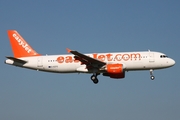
[66,48,106,68]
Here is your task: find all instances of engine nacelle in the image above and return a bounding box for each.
[104,64,125,79]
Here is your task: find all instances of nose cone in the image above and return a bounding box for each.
[169,58,175,66]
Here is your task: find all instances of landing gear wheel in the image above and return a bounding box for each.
[151,76,155,80]
[91,75,96,81]
[93,79,99,84]
[91,75,99,84]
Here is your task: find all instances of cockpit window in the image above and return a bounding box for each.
[160,55,168,58]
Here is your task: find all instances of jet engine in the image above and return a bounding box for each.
[103,64,125,78]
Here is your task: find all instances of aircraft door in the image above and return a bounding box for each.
[37,57,43,67]
[149,52,154,62]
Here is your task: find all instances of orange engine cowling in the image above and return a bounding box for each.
[104,64,125,79]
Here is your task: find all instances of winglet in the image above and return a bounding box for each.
[66,48,72,53]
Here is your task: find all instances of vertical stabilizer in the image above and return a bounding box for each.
[7,30,41,58]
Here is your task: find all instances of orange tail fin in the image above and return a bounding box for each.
[7,30,41,58]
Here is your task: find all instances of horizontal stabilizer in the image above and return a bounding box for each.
[6,56,27,64]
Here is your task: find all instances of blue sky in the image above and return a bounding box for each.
[0,0,180,120]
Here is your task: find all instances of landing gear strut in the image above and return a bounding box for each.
[150,69,155,80]
[91,74,99,84]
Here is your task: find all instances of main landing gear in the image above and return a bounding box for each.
[91,74,99,84]
[150,69,155,80]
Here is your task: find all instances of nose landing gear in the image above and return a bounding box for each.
[150,69,155,80]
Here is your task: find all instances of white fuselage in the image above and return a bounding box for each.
[5,51,175,73]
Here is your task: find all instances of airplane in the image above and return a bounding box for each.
[5,30,175,84]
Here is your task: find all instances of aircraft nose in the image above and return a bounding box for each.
[169,58,175,66]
